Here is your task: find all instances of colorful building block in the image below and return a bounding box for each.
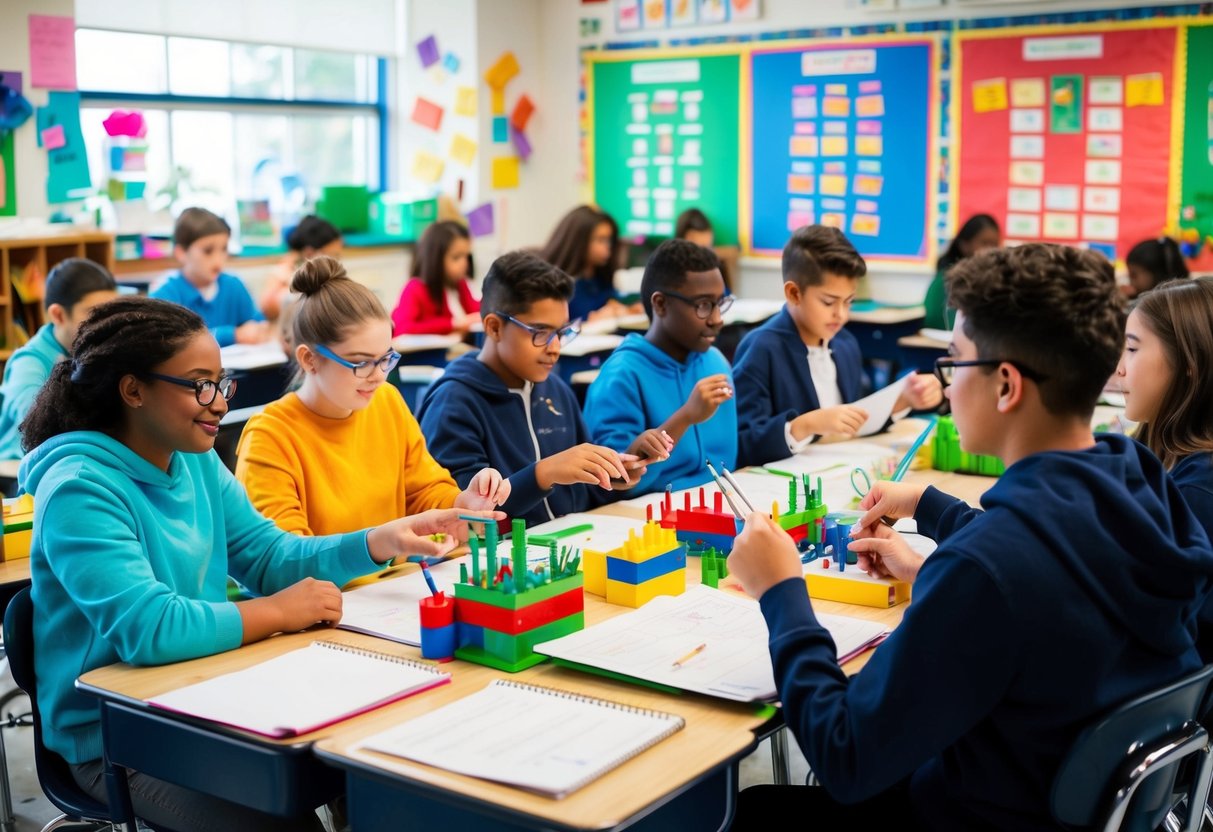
[658,488,742,554]
[932,415,1005,477]
[700,547,729,589]
[583,520,688,607]
[606,569,687,608]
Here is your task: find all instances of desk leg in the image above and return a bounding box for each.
[770,728,791,786]
[99,704,141,831]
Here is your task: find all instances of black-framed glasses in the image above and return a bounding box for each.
[496,312,582,347]
[313,344,402,379]
[146,372,238,406]
[933,357,1048,389]
[659,290,735,320]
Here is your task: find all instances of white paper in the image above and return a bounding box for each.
[851,375,909,437]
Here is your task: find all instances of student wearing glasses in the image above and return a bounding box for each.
[418,252,671,526]
[733,225,942,467]
[584,239,737,494]
[235,256,508,539]
[19,296,502,830]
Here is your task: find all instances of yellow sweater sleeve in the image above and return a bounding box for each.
[395,396,461,513]
[234,416,317,536]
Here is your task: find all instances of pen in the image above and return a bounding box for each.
[705,460,745,517]
[671,642,707,670]
[419,562,440,597]
[891,418,937,483]
[720,466,756,514]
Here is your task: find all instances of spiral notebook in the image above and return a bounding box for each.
[147,640,450,738]
[360,679,685,798]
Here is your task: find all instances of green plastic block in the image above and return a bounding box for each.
[456,611,585,672]
[454,572,583,609]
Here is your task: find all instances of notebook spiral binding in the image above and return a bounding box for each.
[316,640,446,675]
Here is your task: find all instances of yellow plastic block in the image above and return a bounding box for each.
[612,522,680,564]
[804,571,910,608]
[3,494,34,561]
[582,547,609,596]
[606,568,686,608]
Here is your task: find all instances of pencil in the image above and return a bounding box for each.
[671,642,707,670]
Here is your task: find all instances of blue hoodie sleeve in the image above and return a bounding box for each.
[419,382,552,520]
[38,471,247,666]
[216,459,378,593]
[914,485,985,542]
[211,324,236,347]
[584,360,649,455]
[759,551,1021,803]
[734,335,802,467]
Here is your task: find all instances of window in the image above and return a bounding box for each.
[76,30,385,232]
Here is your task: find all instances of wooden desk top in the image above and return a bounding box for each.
[897,333,949,350]
[848,305,926,325]
[0,558,31,586]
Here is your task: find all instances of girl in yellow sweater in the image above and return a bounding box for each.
[235,256,508,537]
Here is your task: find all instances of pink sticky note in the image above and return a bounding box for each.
[28,15,77,91]
[410,97,444,132]
[40,124,65,150]
[467,202,495,237]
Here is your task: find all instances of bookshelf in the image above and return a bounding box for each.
[0,231,114,360]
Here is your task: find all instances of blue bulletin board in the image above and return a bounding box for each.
[746,36,940,265]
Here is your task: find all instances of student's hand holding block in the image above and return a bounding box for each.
[235,320,271,344]
[455,468,512,511]
[894,373,944,412]
[847,524,925,583]
[727,512,804,600]
[789,404,869,441]
[367,508,505,564]
[238,577,344,641]
[627,429,674,464]
[854,480,928,529]
[535,443,630,491]
[679,374,734,425]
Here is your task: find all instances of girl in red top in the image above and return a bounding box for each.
[391,221,480,335]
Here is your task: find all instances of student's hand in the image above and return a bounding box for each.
[894,373,943,413]
[790,405,868,441]
[610,453,652,491]
[455,468,512,511]
[727,513,804,600]
[268,578,344,630]
[235,320,270,344]
[367,508,505,564]
[681,374,734,424]
[847,524,925,583]
[535,444,630,491]
[627,429,674,464]
[854,481,928,532]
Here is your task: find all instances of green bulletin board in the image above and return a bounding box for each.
[588,50,741,245]
[1181,23,1213,240]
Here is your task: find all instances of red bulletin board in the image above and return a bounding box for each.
[953,22,1181,261]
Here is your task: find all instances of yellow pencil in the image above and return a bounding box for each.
[671,642,707,670]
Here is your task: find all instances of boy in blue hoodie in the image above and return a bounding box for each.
[733,225,941,467]
[0,258,117,460]
[583,239,736,494]
[151,207,268,347]
[727,243,1213,831]
[418,252,670,526]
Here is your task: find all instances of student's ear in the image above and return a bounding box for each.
[172,244,188,264]
[46,302,69,327]
[650,292,667,319]
[295,343,319,374]
[994,363,1026,414]
[117,374,146,410]
[783,281,801,305]
[483,313,504,341]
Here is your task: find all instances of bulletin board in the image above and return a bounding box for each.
[587,48,742,245]
[746,35,940,265]
[953,21,1182,262]
[1180,21,1213,241]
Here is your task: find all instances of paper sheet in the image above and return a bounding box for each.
[851,375,909,437]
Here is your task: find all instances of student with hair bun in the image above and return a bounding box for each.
[20,295,501,831]
[236,255,508,537]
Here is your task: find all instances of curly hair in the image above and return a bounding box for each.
[947,243,1125,418]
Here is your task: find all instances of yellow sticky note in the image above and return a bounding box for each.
[853,175,884,196]
[819,174,848,196]
[455,86,477,117]
[851,214,881,236]
[450,134,477,167]
[972,78,1008,113]
[412,151,444,184]
[822,97,850,117]
[855,95,884,117]
[492,156,520,189]
[1125,72,1164,107]
[484,51,520,90]
[491,88,506,116]
[789,136,818,157]
[856,136,883,157]
[821,136,848,157]
[1011,78,1046,108]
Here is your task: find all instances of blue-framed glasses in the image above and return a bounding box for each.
[146,372,237,406]
[495,312,582,348]
[313,344,401,379]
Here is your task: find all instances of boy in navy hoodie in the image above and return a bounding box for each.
[733,225,941,467]
[418,252,669,526]
[727,243,1213,831]
[584,239,736,494]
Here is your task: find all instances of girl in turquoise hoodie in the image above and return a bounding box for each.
[19,296,501,832]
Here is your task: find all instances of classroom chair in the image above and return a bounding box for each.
[3,587,141,832]
[1050,662,1213,832]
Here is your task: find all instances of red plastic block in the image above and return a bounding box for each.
[454,587,584,635]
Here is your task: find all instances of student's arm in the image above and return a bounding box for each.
[0,355,52,441]
[231,276,266,325]
[397,399,462,513]
[734,338,803,467]
[38,473,247,665]
[457,279,481,314]
[915,484,985,542]
[233,423,317,536]
[584,363,651,453]
[761,553,1020,803]
[393,281,453,336]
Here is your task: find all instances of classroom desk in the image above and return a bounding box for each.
[220,343,291,412]
[391,333,463,368]
[554,334,625,382]
[897,331,950,374]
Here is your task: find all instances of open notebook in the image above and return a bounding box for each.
[534,586,888,702]
[148,640,450,738]
[360,679,685,798]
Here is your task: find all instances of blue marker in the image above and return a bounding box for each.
[419,562,440,596]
